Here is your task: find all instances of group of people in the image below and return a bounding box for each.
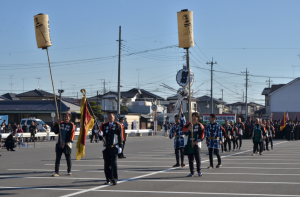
[169,108,228,177]
[52,111,127,186]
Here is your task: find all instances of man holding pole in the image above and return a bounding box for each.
[206,114,222,169]
[52,111,75,177]
[183,112,205,177]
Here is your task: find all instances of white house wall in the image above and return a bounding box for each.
[270,79,300,112]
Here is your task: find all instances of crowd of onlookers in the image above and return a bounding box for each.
[0,120,58,151]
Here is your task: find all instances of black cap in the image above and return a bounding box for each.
[119,117,125,121]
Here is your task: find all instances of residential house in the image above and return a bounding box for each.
[260,78,300,120]
[227,102,264,119]
[196,96,226,115]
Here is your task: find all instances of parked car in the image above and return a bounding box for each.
[20,118,50,132]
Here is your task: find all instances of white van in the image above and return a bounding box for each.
[20,118,50,132]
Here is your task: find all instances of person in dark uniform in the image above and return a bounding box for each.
[220,126,228,153]
[52,112,75,177]
[265,120,275,150]
[295,122,300,140]
[169,106,186,167]
[99,112,123,185]
[183,112,205,177]
[251,118,266,156]
[29,122,37,142]
[206,114,223,169]
[235,118,245,150]
[230,121,238,151]
[5,131,17,151]
[118,117,126,159]
[223,120,233,152]
[91,121,99,143]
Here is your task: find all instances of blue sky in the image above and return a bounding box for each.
[0,0,300,105]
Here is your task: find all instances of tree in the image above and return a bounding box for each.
[89,101,104,121]
[121,105,128,112]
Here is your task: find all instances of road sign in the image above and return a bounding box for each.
[51,112,56,118]
[176,68,194,87]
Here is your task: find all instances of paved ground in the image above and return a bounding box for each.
[0,135,300,197]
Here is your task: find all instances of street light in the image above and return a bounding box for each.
[58,89,64,119]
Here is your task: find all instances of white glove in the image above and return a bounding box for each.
[118,147,122,154]
[98,131,103,136]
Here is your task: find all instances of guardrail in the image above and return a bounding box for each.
[125,129,153,137]
[0,129,154,150]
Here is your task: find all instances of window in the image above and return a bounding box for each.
[26,120,33,126]
[38,121,45,125]
[266,100,269,106]
[20,120,26,125]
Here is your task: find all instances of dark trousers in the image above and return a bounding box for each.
[295,131,299,140]
[188,147,201,174]
[55,148,71,174]
[232,138,237,149]
[260,142,263,152]
[266,137,273,150]
[224,137,231,151]
[209,148,221,167]
[175,148,184,165]
[90,132,98,142]
[253,141,262,153]
[50,136,55,140]
[103,148,118,183]
[236,134,242,149]
[118,141,126,158]
[290,131,294,141]
[30,133,35,142]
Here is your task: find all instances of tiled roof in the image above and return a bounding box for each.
[0,100,69,111]
[17,89,54,98]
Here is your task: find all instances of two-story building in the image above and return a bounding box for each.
[260,78,300,120]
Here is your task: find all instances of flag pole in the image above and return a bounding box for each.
[46,47,62,147]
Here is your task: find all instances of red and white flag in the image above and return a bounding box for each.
[286,111,289,121]
[295,113,298,122]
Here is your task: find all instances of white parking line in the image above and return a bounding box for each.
[0,187,299,196]
[91,189,300,197]
[2,176,300,185]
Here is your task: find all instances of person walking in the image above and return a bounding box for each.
[183,112,205,177]
[91,121,99,143]
[235,118,245,150]
[223,120,233,152]
[118,117,126,159]
[99,112,123,185]
[52,111,75,177]
[29,122,37,142]
[206,114,222,169]
[169,106,186,167]
[251,118,266,156]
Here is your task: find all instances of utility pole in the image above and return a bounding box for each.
[98,79,107,94]
[266,77,273,88]
[22,78,25,92]
[97,91,99,119]
[243,91,244,103]
[242,68,249,120]
[291,65,300,79]
[9,75,14,93]
[221,89,223,101]
[206,58,218,114]
[59,80,65,90]
[36,77,41,89]
[116,26,123,120]
[136,69,142,88]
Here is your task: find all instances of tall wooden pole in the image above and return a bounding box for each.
[46,48,62,147]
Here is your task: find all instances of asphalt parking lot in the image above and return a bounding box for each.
[0,135,300,197]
